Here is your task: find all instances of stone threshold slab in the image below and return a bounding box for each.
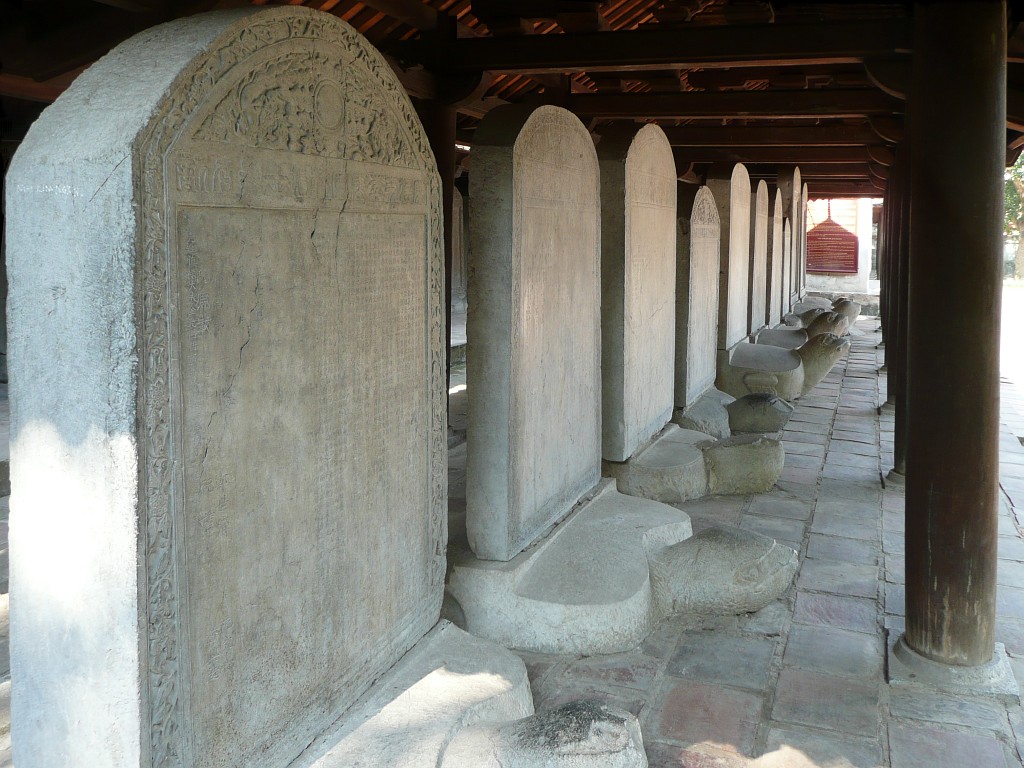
[293,621,533,767]
[447,479,692,655]
[886,631,1020,705]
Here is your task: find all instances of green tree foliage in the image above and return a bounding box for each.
[1006,152,1024,279]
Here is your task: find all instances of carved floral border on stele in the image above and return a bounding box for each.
[134,9,445,767]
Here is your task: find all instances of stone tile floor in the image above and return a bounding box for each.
[509,318,1024,767]
[1,319,1023,766]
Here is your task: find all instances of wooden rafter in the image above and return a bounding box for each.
[566,89,903,119]
[658,123,889,148]
[671,145,885,165]
[424,19,913,74]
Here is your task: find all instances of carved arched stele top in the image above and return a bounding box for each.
[466,104,602,561]
[138,10,445,767]
[749,179,770,334]
[692,185,720,228]
[597,122,677,461]
[6,8,444,768]
[768,187,785,327]
[676,185,721,406]
[720,163,751,349]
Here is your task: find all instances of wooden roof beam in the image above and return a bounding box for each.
[423,19,912,74]
[567,89,902,120]
[742,162,878,178]
[805,181,886,197]
[358,0,440,31]
[671,145,883,165]
[657,123,888,147]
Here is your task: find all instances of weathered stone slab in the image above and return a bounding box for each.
[748,180,769,334]
[704,435,785,495]
[673,386,733,439]
[675,185,721,408]
[756,327,808,349]
[767,189,784,327]
[651,527,798,616]
[604,425,711,504]
[599,124,676,462]
[441,701,647,768]
[806,310,850,338]
[707,164,751,351]
[467,104,601,561]
[799,182,810,298]
[7,10,445,766]
[782,217,793,315]
[298,621,533,768]
[718,343,804,401]
[833,297,862,324]
[727,393,795,434]
[778,167,802,312]
[450,480,693,654]
[452,186,469,314]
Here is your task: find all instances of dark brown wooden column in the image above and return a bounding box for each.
[878,179,891,351]
[904,0,1005,665]
[891,144,911,476]
[413,99,457,390]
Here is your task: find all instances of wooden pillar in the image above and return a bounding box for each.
[904,0,1005,665]
[413,99,457,389]
[891,144,911,475]
[878,180,890,350]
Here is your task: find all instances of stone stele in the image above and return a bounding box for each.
[675,185,721,410]
[452,186,469,315]
[748,179,769,335]
[453,105,698,655]
[466,104,602,562]
[767,188,785,327]
[782,217,793,315]
[777,167,801,311]
[799,182,810,298]
[707,163,752,352]
[598,123,677,463]
[6,9,454,766]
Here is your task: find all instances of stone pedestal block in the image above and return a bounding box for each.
[604,425,784,503]
[650,527,798,616]
[726,393,795,434]
[672,387,733,439]
[755,327,808,350]
[833,297,862,324]
[603,425,712,504]
[704,435,786,495]
[799,334,851,395]
[806,311,850,338]
[448,480,693,654]
[717,334,850,401]
[717,344,805,401]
